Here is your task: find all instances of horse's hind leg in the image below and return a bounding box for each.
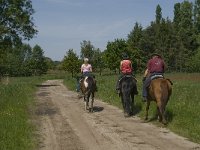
[84,96,86,110]
[90,92,94,112]
[157,101,167,124]
[145,101,150,120]
[161,106,167,125]
[156,106,161,121]
[130,93,135,115]
[84,100,88,111]
[84,96,89,111]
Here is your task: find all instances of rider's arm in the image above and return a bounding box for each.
[89,64,92,72]
[81,64,84,73]
[144,69,149,77]
[120,61,123,71]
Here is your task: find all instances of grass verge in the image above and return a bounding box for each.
[0,72,66,150]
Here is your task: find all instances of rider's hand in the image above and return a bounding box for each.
[142,77,146,82]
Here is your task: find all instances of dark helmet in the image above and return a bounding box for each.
[151,53,162,58]
[122,52,129,60]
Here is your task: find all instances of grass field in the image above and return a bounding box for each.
[64,72,200,143]
[0,72,66,150]
[0,72,199,150]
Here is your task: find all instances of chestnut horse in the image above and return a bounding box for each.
[80,76,96,112]
[145,76,173,124]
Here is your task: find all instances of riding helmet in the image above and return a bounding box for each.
[122,53,129,60]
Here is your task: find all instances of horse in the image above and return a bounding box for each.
[145,75,173,125]
[80,76,96,112]
[119,75,138,117]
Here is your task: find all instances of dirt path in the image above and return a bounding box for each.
[35,80,200,150]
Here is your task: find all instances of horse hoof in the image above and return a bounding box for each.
[89,108,93,113]
[162,120,167,125]
[124,113,130,117]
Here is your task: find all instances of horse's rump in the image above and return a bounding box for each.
[120,75,137,91]
[148,78,172,100]
[81,76,95,94]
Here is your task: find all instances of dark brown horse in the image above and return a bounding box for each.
[145,77,173,124]
[80,76,96,112]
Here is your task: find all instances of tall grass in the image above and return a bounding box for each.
[64,73,200,143]
[0,71,66,150]
[0,77,41,150]
[166,73,200,143]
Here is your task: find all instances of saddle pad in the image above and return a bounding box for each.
[151,74,163,80]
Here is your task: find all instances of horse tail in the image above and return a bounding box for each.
[166,79,173,96]
[166,78,173,85]
[160,79,171,105]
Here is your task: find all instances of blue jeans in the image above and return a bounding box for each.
[142,73,163,97]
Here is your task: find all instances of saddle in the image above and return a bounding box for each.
[145,74,164,90]
[80,76,97,93]
[117,74,138,95]
[119,75,137,83]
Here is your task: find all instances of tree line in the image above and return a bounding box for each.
[0,0,55,77]
[63,0,200,75]
[1,0,200,78]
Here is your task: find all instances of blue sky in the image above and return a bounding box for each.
[29,0,194,61]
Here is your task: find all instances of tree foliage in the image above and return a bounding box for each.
[30,45,48,75]
[100,0,200,73]
[104,39,128,73]
[62,49,80,77]
[0,0,38,77]
[80,40,94,60]
[0,0,37,46]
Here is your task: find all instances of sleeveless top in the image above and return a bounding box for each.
[121,60,132,74]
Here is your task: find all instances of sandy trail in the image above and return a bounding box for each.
[35,80,200,150]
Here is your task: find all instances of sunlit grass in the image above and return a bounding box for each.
[0,77,41,150]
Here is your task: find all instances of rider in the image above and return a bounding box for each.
[81,57,92,77]
[116,53,138,95]
[142,53,166,102]
[76,57,97,92]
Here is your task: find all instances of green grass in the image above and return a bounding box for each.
[0,77,40,150]
[166,73,200,143]
[63,72,200,143]
[0,71,66,150]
